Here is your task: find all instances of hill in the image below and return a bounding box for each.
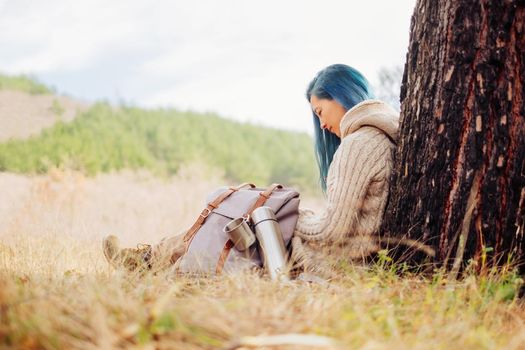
[0,73,54,95]
[0,74,319,192]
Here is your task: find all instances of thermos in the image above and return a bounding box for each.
[251,206,289,281]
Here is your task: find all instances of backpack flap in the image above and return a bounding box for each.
[210,187,299,220]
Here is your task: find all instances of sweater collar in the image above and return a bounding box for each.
[340,99,399,143]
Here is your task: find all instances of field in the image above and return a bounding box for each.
[1,77,524,349]
[1,170,524,350]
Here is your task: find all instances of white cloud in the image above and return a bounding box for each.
[0,0,416,132]
[0,0,149,72]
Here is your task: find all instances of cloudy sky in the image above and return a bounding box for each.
[0,0,416,132]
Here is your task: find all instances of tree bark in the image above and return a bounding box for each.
[381,0,525,269]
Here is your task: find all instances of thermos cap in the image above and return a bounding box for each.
[251,206,277,226]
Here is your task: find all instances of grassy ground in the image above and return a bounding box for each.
[1,236,524,350]
[0,170,524,350]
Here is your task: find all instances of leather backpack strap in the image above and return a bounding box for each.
[215,183,283,274]
[215,239,235,274]
[245,183,283,219]
[181,183,255,256]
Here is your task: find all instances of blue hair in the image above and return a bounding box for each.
[306,64,374,192]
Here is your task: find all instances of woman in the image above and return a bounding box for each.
[102,64,399,274]
[291,64,398,274]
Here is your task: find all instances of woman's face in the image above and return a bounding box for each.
[309,95,347,138]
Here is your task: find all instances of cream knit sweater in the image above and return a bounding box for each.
[291,99,399,270]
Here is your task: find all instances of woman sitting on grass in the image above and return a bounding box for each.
[102,64,399,275]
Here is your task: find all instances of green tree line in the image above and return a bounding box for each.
[0,102,319,191]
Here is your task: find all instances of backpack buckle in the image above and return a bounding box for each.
[200,208,212,218]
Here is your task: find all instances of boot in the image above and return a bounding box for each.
[102,235,152,272]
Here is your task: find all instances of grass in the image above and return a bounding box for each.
[1,235,524,350]
[0,171,524,350]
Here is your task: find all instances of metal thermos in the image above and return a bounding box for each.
[251,206,289,281]
[223,217,256,251]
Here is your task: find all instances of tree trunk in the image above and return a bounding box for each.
[381,0,525,269]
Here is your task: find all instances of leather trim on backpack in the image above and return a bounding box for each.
[215,239,235,274]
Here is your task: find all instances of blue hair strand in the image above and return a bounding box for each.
[306,64,374,193]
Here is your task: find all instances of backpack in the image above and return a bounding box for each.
[175,183,300,275]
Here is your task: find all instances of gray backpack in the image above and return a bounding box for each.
[175,183,300,275]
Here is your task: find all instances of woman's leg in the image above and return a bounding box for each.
[102,229,188,272]
[149,229,187,270]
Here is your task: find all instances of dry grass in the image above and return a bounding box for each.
[0,169,524,350]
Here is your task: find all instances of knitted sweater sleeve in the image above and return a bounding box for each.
[294,128,389,242]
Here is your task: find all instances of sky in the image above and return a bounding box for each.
[0,0,416,133]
